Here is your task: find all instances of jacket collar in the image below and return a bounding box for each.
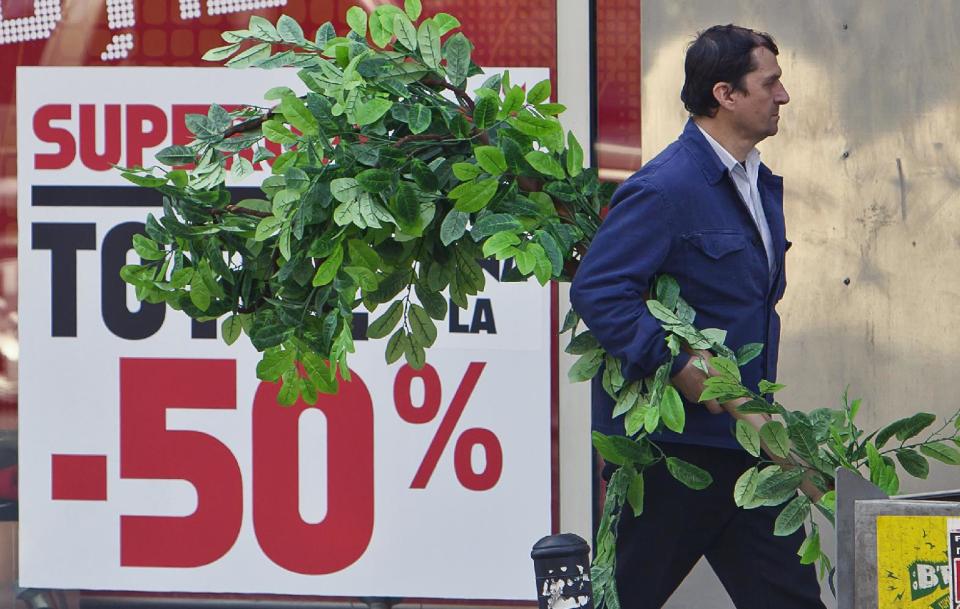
[680,118,784,187]
[679,117,729,185]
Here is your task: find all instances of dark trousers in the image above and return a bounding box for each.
[605,442,826,609]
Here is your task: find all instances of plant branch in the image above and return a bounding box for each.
[210,205,273,219]
[422,77,475,112]
[223,113,272,138]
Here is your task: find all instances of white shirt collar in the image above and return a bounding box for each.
[695,124,760,176]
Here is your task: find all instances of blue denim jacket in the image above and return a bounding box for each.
[570,119,788,449]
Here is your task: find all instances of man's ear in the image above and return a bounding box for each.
[712,82,737,111]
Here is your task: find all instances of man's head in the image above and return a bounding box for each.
[681,25,790,143]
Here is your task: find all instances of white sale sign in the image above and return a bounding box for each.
[17,67,554,599]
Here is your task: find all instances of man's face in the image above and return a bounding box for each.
[728,46,790,142]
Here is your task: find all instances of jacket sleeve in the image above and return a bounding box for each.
[570,177,690,381]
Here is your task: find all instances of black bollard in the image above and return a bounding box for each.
[530,533,594,609]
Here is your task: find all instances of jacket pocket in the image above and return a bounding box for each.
[682,230,748,260]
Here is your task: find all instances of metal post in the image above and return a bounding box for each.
[531,533,594,609]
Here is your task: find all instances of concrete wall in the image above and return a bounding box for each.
[640,1,960,607]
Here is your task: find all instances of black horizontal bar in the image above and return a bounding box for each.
[32,185,264,207]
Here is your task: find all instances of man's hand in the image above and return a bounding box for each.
[670,350,724,414]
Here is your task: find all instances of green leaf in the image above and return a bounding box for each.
[262,120,298,145]
[474,146,507,176]
[410,160,438,191]
[472,213,522,239]
[481,230,520,257]
[249,15,280,41]
[758,379,786,394]
[392,181,420,227]
[526,78,551,105]
[404,0,422,20]
[734,467,759,507]
[355,98,393,126]
[787,420,821,465]
[280,95,318,136]
[221,314,243,346]
[760,421,791,459]
[535,230,563,276]
[226,42,272,68]
[591,432,654,466]
[346,6,367,37]
[736,343,764,366]
[568,349,604,383]
[409,304,438,347]
[404,339,426,370]
[385,329,409,364]
[499,85,525,118]
[566,131,584,177]
[415,283,447,320]
[443,32,472,87]
[356,168,393,192]
[189,272,211,312]
[452,162,482,181]
[665,457,712,490]
[536,103,566,116]
[525,151,565,180]
[312,244,344,286]
[367,300,403,339]
[876,412,937,447]
[660,385,685,433]
[440,209,469,245]
[432,13,460,36]
[735,419,761,457]
[277,369,301,406]
[710,356,741,382]
[755,469,804,504]
[919,442,960,465]
[331,177,361,203]
[451,177,498,212]
[315,22,336,48]
[202,43,241,62]
[700,377,750,402]
[627,472,645,517]
[473,95,499,130]
[896,448,930,479]
[797,527,821,565]
[774,495,811,536]
[277,14,305,43]
[250,321,288,350]
[254,216,283,241]
[368,8,392,48]
[417,19,441,69]
[256,348,296,381]
[155,145,196,166]
[736,399,784,415]
[394,13,418,51]
[132,234,165,261]
[407,103,431,134]
[231,156,254,181]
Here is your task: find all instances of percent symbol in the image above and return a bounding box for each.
[393,362,503,491]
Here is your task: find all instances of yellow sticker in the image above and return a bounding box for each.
[877,516,951,609]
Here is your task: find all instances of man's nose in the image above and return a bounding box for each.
[776,84,790,105]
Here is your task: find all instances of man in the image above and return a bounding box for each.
[570,25,825,609]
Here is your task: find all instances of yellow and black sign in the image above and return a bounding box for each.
[876,516,955,609]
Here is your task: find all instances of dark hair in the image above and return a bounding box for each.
[680,24,779,117]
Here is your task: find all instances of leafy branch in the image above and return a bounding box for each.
[566,276,960,604]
